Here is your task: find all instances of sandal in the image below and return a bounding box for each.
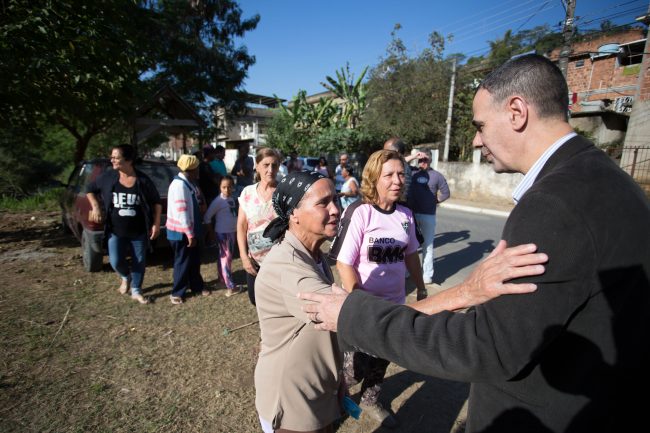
[170,295,183,305]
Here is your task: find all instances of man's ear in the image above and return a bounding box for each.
[507,96,528,130]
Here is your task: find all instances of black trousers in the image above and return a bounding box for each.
[246,272,256,306]
[170,238,204,298]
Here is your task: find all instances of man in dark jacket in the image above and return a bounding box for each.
[300,54,650,432]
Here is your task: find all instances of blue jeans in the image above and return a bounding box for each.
[415,213,436,283]
[107,233,147,295]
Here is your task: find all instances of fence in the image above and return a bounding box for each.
[608,146,650,185]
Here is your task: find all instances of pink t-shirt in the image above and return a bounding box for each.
[334,203,418,304]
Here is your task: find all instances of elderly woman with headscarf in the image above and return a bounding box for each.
[166,154,210,305]
[254,171,343,433]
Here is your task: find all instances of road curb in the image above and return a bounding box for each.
[440,202,511,218]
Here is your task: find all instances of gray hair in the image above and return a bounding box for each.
[479,54,568,121]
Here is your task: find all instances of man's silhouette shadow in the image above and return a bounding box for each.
[433,240,495,284]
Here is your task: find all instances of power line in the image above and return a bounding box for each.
[461,21,650,67]
[577,0,646,21]
[581,6,649,26]
[446,1,559,41]
[436,0,538,33]
[448,2,561,47]
[451,5,646,61]
[517,1,552,32]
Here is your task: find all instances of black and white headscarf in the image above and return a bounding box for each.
[263,171,326,242]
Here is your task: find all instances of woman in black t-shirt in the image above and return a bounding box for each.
[86,144,162,304]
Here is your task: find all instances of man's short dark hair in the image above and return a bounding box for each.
[203,146,215,158]
[479,54,568,121]
[384,137,406,155]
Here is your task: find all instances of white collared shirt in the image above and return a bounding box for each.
[512,132,577,204]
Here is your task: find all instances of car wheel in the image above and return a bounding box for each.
[82,230,103,272]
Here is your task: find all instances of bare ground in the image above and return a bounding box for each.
[0,210,468,433]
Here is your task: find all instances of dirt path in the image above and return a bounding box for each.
[0,210,468,433]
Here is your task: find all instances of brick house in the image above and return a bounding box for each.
[622,13,650,189]
[548,28,647,146]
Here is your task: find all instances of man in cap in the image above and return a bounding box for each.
[166,154,210,304]
[407,150,450,285]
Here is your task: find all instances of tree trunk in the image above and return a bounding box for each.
[73,136,91,165]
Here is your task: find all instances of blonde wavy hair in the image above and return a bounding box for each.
[360,149,405,205]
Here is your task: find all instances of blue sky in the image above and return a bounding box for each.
[236,0,648,100]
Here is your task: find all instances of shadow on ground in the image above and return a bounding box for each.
[433,240,496,285]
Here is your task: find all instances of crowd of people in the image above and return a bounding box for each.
[84,54,650,433]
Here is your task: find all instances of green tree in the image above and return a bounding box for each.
[321,64,368,129]
[0,0,259,165]
[363,27,452,147]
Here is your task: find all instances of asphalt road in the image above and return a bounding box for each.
[432,206,509,289]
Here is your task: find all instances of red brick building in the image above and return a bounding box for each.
[548,28,646,146]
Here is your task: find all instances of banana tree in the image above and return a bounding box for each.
[321,64,368,129]
[275,90,337,131]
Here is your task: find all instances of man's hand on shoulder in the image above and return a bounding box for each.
[298,284,348,332]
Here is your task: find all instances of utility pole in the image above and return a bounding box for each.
[443,57,456,162]
[558,0,577,78]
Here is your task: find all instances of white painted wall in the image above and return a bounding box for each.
[412,148,521,205]
[436,155,522,206]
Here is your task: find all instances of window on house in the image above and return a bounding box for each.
[618,40,645,66]
[575,59,585,68]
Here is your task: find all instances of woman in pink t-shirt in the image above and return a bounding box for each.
[329,149,426,428]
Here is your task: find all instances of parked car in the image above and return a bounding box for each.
[283,156,320,172]
[60,158,179,272]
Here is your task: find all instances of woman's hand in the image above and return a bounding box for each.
[242,255,258,276]
[150,224,160,240]
[88,207,102,224]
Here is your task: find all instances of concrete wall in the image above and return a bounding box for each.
[437,162,521,205]
[409,148,521,205]
[428,149,521,205]
[570,113,627,146]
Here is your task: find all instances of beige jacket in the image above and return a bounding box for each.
[254,231,342,431]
